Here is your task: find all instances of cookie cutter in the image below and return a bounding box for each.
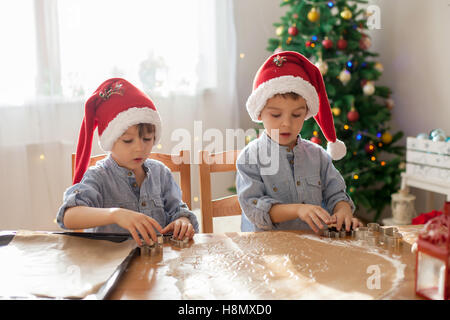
[382,228,402,249]
[170,236,190,248]
[354,227,368,240]
[319,226,351,238]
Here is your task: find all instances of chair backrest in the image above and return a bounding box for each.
[71,150,192,209]
[198,150,241,233]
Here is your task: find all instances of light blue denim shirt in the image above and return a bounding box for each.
[57,154,199,233]
[236,130,355,232]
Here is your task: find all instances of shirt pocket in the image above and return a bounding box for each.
[144,196,166,226]
[305,176,323,205]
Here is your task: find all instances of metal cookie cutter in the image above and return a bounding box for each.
[319,226,350,239]
[170,236,189,248]
[354,227,368,240]
[382,227,402,249]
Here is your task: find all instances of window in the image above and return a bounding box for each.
[0,0,217,106]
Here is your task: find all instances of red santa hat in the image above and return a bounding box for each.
[246,51,346,160]
[73,78,162,184]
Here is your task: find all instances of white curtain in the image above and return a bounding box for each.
[0,0,238,231]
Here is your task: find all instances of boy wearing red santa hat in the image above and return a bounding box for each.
[56,78,198,245]
[236,51,359,233]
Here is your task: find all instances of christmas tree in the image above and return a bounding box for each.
[267,0,405,222]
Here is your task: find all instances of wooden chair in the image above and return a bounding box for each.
[71,150,192,209]
[198,150,242,233]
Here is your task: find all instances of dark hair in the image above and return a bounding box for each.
[137,123,155,138]
[275,92,302,100]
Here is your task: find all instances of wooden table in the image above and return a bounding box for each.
[109,226,424,300]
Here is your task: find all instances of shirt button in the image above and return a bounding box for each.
[127,172,132,176]
[273,187,278,192]
[290,160,294,165]
[286,148,290,152]
[318,181,321,185]
[132,182,138,188]
[141,201,147,207]
[297,181,301,186]
[252,200,257,205]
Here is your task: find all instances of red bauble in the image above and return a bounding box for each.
[306,40,312,47]
[337,38,348,50]
[364,143,375,154]
[322,38,333,49]
[347,109,359,122]
[288,26,298,36]
[311,136,322,144]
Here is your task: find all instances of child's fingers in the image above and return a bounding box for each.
[135,222,154,245]
[310,213,324,231]
[186,224,195,239]
[314,207,332,224]
[161,222,173,235]
[336,215,345,231]
[146,216,163,233]
[141,219,158,242]
[304,215,319,233]
[177,222,189,240]
[172,220,181,239]
[129,228,143,246]
[344,216,352,232]
[352,218,360,230]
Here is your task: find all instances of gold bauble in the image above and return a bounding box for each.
[276,26,284,37]
[381,132,393,144]
[340,7,352,20]
[315,59,328,75]
[374,62,384,72]
[307,7,320,23]
[332,107,341,116]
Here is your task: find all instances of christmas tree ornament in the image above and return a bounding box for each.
[347,108,359,122]
[365,142,375,154]
[381,131,393,144]
[331,107,341,116]
[305,40,312,47]
[374,62,384,72]
[386,98,395,109]
[338,69,351,85]
[307,7,320,23]
[340,7,352,20]
[274,46,283,54]
[276,26,284,37]
[359,34,372,50]
[322,37,333,49]
[315,58,328,75]
[430,128,446,139]
[363,81,375,96]
[311,136,322,144]
[432,133,446,142]
[292,13,299,19]
[286,37,292,45]
[288,25,298,36]
[337,38,348,50]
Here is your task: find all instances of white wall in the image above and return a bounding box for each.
[233,0,450,217]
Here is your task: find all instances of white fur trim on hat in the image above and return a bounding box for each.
[327,139,346,160]
[99,107,162,151]
[246,75,319,123]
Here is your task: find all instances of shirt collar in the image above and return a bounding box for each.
[261,130,301,154]
[104,154,149,178]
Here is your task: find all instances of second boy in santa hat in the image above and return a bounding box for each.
[236,51,359,233]
[56,78,198,245]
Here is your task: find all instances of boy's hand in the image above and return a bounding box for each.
[161,217,195,240]
[333,202,360,231]
[296,204,333,233]
[111,208,163,246]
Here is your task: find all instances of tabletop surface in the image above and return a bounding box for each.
[108,225,423,300]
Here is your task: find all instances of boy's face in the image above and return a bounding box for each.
[111,124,155,171]
[258,94,308,148]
